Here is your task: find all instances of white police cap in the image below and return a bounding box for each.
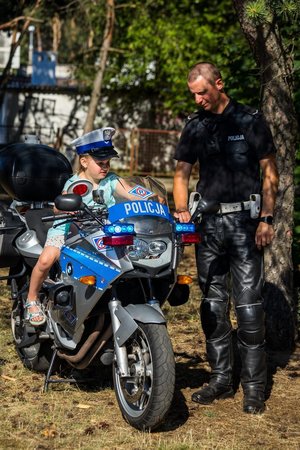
[71,127,119,160]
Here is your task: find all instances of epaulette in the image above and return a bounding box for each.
[185,109,207,124]
[233,102,262,128]
[237,102,261,117]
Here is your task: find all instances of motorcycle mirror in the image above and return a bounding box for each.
[55,194,84,211]
[92,188,105,204]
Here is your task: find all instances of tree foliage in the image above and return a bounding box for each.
[1,0,298,128]
[21,0,259,126]
[105,0,261,125]
[246,0,300,114]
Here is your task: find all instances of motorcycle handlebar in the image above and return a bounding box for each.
[41,212,83,222]
[41,208,107,223]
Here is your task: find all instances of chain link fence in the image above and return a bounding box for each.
[113,128,180,176]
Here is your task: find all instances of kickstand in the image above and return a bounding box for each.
[43,348,98,392]
[43,348,58,392]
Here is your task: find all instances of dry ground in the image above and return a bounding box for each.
[0,245,300,450]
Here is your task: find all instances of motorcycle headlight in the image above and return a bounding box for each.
[127,239,167,260]
[148,240,167,255]
[127,239,149,260]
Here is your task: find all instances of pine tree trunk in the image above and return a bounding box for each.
[233,0,299,349]
[83,0,115,133]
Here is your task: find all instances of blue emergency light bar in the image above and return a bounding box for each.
[175,223,196,233]
[104,223,135,235]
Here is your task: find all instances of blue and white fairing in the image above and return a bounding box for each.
[108,200,170,223]
[56,176,177,340]
[60,176,175,292]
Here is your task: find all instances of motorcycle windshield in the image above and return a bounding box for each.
[107,176,173,226]
[113,176,168,205]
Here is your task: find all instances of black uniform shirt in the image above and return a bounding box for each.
[174,99,276,203]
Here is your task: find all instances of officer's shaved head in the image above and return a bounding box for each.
[188,62,222,86]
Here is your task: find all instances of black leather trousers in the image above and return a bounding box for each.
[196,211,267,394]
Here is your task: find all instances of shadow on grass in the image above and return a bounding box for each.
[265,343,300,400]
[45,362,191,432]
[44,357,196,432]
[156,352,209,431]
[71,360,194,432]
[172,332,298,408]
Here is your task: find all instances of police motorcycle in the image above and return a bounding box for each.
[0,139,199,431]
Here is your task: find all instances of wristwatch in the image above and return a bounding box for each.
[259,216,273,225]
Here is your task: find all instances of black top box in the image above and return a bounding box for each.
[0,143,73,201]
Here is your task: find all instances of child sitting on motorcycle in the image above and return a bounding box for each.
[25,127,129,326]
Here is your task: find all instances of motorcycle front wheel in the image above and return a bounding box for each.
[113,322,175,431]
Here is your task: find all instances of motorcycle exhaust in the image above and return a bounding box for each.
[73,324,113,370]
[57,314,113,370]
[57,314,105,364]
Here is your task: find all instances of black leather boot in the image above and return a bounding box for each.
[205,331,234,386]
[192,380,234,404]
[239,343,267,414]
[243,388,265,414]
[192,332,234,405]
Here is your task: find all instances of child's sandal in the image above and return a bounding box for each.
[25,301,46,327]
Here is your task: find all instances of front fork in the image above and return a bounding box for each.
[108,297,131,377]
[108,284,166,377]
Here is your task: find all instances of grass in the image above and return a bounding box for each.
[0,246,300,450]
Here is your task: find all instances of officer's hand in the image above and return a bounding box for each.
[255,222,275,250]
[174,210,191,223]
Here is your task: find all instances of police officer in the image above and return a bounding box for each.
[173,62,279,414]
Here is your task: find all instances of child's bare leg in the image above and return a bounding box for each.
[26,246,60,326]
[28,246,60,300]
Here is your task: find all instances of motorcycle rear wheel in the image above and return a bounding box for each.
[11,301,53,372]
[113,322,175,431]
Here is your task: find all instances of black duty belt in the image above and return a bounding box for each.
[217,201,251,214]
